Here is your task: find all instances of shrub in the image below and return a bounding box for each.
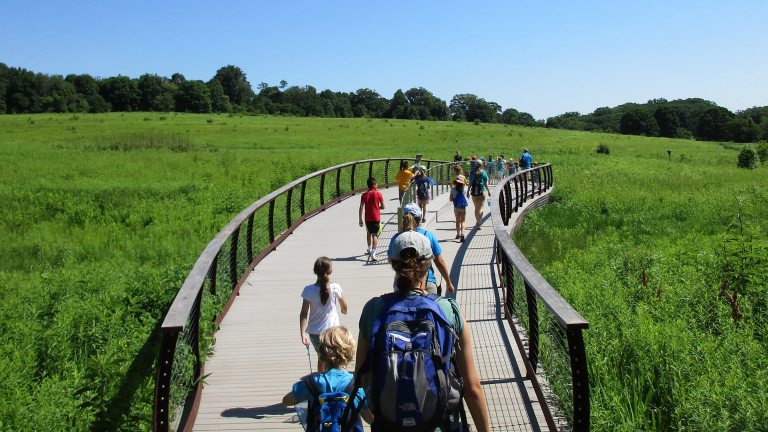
[596,144,610,155]
[757,142,768,165]
[737,146,758,169]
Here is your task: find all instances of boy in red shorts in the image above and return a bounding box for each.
[358,177,385,261]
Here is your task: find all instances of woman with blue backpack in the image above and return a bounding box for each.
[283,326,373,432]
[351,231,490,432]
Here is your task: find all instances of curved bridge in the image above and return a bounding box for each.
[152,158,589,431]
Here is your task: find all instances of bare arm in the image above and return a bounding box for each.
[282,391,298,406]
[299,300,310,346]
[359,200,364,226]
[434,254,455,295]
[338,293,348,315]
[456,322,491,432]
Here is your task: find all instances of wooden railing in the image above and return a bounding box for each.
[490,164,590,431]
[152,158,450,432]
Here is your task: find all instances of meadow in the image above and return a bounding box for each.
[0,113,765,430]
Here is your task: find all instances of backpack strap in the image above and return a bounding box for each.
[340,361,368,432]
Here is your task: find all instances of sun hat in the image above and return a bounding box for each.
[388,230,433,260]
[402,202,422,219]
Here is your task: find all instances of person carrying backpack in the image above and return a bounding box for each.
[413,168,436,223]
[468,163,490,230]
[283,326,373,432]
[352,231,490,432]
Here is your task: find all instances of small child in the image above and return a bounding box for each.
[299,257,348,372]
[413,169,435,223]
[450,178,469,242]
[395,160,415,202]
[359,177,385,261]
[283,326,373,430]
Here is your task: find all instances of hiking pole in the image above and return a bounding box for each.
[306,344,313,374]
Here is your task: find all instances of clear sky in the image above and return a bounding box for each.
[2,0,766,119]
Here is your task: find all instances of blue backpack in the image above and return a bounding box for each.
[362,293,465,432]
[302,373,363,432]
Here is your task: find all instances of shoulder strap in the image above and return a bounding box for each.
[301,373,324,398]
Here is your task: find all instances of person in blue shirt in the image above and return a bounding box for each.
[283,326,374,427]
[389,203,455,296]
[519,148,533,169]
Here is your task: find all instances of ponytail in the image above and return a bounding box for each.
[313,256,333,305]
[390,251,432,293]
[402,213,418,232]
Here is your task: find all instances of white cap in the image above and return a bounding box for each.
[388,231,433,261]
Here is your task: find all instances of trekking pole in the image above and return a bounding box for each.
[306,344,313,374]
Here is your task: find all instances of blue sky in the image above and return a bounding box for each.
[2,0,766,119]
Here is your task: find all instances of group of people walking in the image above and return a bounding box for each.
[282,150,537,431]
[283,154,502,432]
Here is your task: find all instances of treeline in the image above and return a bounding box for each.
[0,63,537,126]
[545,98,768,143]
[3,63,765,143]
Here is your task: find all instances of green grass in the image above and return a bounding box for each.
[0,113,766,430]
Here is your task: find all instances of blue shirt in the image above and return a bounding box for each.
[291,368,367,409]
[388,228,441,284]
[520,152,533,169]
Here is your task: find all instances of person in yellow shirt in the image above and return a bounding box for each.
[395,160,415,201]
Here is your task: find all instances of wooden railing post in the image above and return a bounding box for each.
[350,164,356,191]
[300,181,306,216]
[384,159,390,185]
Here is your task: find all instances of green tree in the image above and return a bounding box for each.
[695,106,734,141]
[727,117,761,143]
[654,105,680,138]
[756,142,768,165]
[207,79,231,113]
[99,76,140,112]
[174,80,211,113]
[449,94,498,123]
[319,90,352,118]
[66,74,109,112]
[737,145,758,169]
[387,89,409,119]
[211,65,254,106]
[350,88,387,118]
[0,62,8,113]
[137,74,176,111]
[619,108,659,136]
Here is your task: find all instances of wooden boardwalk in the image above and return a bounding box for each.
[193,185,546,431]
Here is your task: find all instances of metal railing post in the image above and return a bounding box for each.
[525,281,540,374]
[568,327,590,432]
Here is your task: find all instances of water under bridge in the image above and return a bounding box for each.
[151,158,589,432]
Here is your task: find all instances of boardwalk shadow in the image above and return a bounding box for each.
[221,403,294,419]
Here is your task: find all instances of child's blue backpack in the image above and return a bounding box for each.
[301,373,363,432]
[363,293,465,432]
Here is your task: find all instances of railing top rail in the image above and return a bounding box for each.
[161,157,447,330]
[490,164,589,329]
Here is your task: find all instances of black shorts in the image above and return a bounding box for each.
[365,221,381,236]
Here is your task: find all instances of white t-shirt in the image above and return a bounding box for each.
[301,283,343,335]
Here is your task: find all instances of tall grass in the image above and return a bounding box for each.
[0,113,765,430]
